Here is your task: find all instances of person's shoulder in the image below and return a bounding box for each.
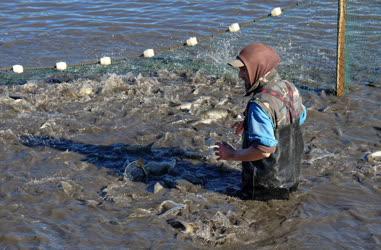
[247,99,261,109]
[249,94,272,111]
[247,100,271,116]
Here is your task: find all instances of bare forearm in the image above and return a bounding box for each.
[231,146,271,162]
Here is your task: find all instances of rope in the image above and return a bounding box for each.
[0,1,308,73]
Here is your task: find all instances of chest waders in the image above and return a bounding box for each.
[241,76,304,200]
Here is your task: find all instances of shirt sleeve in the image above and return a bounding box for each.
[246,102,278,148]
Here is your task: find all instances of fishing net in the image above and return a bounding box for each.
[345,0,381,88]
[2,0,378,95]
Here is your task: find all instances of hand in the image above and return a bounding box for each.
[215,141,236,161]
[231,121,244,135]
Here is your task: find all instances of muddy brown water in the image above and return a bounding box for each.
[0,0,381,249]
[0,70,380,249]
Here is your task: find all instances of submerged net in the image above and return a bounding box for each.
[345,1,381,87]
[1,0,378,93]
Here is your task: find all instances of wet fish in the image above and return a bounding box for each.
[143,159,176,176]
[123,159,146,182]
[200,109,229,120]
[365,151,381,163]
[166,218,198,234]
[192,109,229,125]
[158,200,186,218]
[120,142,154,154]
[177,102,193,111]
[124,159,176,181]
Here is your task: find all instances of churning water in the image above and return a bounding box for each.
[0,0,380,249]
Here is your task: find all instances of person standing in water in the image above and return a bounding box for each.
[215,43,307,200]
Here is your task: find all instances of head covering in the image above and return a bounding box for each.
[228,59,244,68]
[228,43,281,94]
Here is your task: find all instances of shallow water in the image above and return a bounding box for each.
[1,0,380,85]
[0,71,380,249]
[0,0,381,249]
[0,0,288,67]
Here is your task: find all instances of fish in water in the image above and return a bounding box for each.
[192,109,230,125]
[123,159,146,182]
[144,159,176,176]
[158,200,186,218]
[123,158,176,181]
[365,151,381,163]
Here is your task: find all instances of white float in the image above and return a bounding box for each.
[56,62,67,71]
[143,49,155,58]
[100,56,112,65]
[186,37,198,46]
[228,23,240,32]
[12,65,24,74]
[271,7,282,17]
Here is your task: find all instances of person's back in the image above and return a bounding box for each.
[242,69,305,200]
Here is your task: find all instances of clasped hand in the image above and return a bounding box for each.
[214,141,236,160]
[214,121,244,160]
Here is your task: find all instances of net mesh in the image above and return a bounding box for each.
[345,0,381,89]
[1,0,379,94]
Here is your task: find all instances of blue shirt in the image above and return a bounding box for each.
[245,102,307,147]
